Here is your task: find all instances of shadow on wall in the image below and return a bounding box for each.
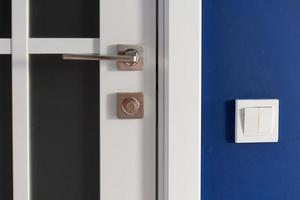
[225,100,235,143]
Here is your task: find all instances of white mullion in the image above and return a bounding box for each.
[12,1,30,200]
[0,39,11,54]
[29,38,100,54]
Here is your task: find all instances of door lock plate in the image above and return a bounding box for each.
[117,92,144,119]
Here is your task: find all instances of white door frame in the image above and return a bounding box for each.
[7,0,201,199]
[158,0,201,200]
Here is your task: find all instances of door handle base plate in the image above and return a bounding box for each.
[117,45,143,71]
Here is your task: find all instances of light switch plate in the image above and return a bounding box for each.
[235,99,279,143]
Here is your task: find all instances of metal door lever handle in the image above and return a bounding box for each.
[62,45,143,70]
[63,48,140,64]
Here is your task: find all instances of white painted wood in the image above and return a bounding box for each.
[160,0,201,200]
[100,0,156,200]
[29,38,100,54]
[11,1,30,200]
[8,0,201,200]
[0,39,11,54]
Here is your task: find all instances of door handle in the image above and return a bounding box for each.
[63,49,139,63]
[62,44,143,70]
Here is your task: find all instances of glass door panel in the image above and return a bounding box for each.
[0,0,11,37]
[30,0,99,37]
[0,55,12,200]
[30,55,99,200]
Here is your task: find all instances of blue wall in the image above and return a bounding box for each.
[202,1,300,200]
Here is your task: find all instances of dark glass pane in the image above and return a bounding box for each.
[0,55,12,200]
[30,55,99,200]
[30,0,99,38]
[0,0,11,37]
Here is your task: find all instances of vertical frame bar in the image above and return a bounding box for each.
[11,0,30,200]
[161,0,201,199]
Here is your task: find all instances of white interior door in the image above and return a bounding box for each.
[7,0,157,200]
[100,1,156,200]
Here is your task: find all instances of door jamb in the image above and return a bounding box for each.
[158,0,201,200]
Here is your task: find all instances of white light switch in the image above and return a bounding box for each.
[243,107,259,136]
[258,107,274,135]
[235,99,279,143]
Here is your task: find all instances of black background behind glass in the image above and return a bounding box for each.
[0,0,11,37]
[0,56,13,200]
[30,55,99,200]
[30,0,99,38]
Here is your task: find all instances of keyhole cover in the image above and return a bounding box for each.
[117,93,144,119]
[121,97,140,115]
